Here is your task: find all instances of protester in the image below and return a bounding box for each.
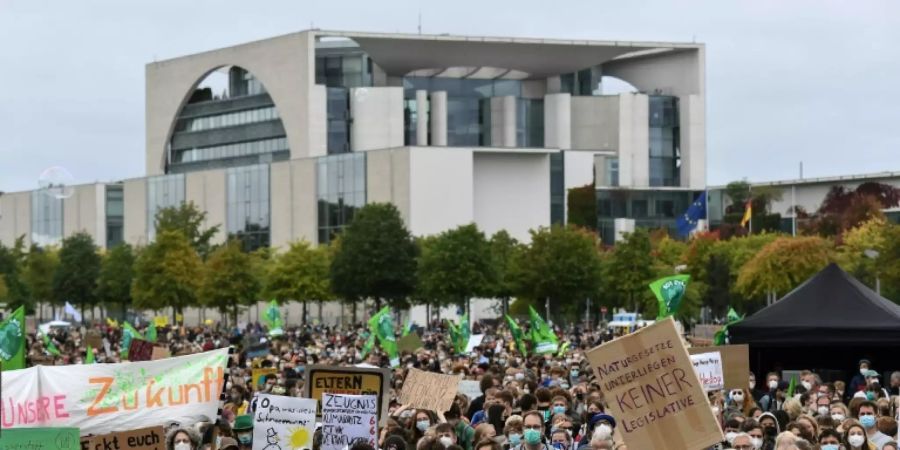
[168,427,201,450]
[844,421,877,450]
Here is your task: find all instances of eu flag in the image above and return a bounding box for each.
[676,191,707,237]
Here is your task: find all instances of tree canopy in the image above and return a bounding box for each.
[417,224,493,310]
[52,232,101,314]
[95,243,135,318]
[201,239,261,324]
[131,230,202,316]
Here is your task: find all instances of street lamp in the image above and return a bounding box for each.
[864,249,881,295]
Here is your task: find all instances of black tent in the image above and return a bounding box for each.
[730,263,900,378]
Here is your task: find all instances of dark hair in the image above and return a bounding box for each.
[522,410,544,425]
[349,442,376,450]
[487,404,507,435]
[480,375,496,394]
[534,388,552,404]
[725,418,742,430]
[435,423,454,435]
[383,435,407,450]
[494,390,514,406]
[474,439,500,450]
[444,402,462,421]
[740,419,761,433]
[857,400,877,414]
[518,394,537,412]
[878,417,898,439]
[818,428,842,443]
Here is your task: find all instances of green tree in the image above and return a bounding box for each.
[417,224,493,316]
[489,230,520,316]
[53,232,101,320]
[567,184,597,231]
[836,217,889,293]
[154,202,221,258]
[0,276,7,302]
[0,237,29,313]
[200,239,260,325]
[22,245,59,319]
[266,240,331,324]
[513,225,602,320]
[601,228,654,313]
[131,230,202,319]
[95,243,135,320]
[875,223,900,303]
[735,236,833,300]
[330,203,417,314]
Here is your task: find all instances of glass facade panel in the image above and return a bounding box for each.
[404,99,419,146]
[550,153,565,225]
[174,137,289,164]
[226,164,270,251]
[317,153,366,244]
[606,157,619,187]
[174,106,279,133]
[105,184,124,248]
[146,174,185,240]
[595,189,701,244]
[316,54,373,89]
[31,191,63,247]
[327,88,351,154]
[648,96,680,187]
[516,99,544,147]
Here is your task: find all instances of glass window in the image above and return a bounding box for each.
[606,158,619,187]
[317,153,367,244]
[105,184,124,248]
[648,96,680,187]
[30,191,63,247]
[550,153,565,225]
[226,164,270,251]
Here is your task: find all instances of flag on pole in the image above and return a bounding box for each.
[263,300,283,336]
[368,307,399,367]
[64,301,82,323]
[528,306,558,354]
[359,333,375,361]
[714,307,744,345]
[504,315,527,355]
[676,192,707,237]
[402,318,413,337]
[85,345,95,364]
[145,321,157,343]
[121,322,143,359]
[740,200,753,228]
[649,274,691,319]
[786,375,797,398]
[42,333,61,356]
[0,306,26,371]
[458,314,470,354]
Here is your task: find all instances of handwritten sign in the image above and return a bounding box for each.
[321,394,377,450]
[252,368,278,389]
[464,335,485,353]
[397,333,424,353]
[689,352,724,392]
[397,368,461,413]
[0,428,80,450]
[458,380,482,400]
[150,346,170,361]
[252,394,317,450]
[79,427,166,450]
[128,339,154,362]
[84,331,103,350]
[688,344,749,390]
[585,318,722,450]
[304,365,391,425]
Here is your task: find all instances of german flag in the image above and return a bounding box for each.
[740,200,752,227]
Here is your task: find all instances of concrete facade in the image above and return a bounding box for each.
[62,184,105,245]
[0,192,31,246]
[122,178,148,246]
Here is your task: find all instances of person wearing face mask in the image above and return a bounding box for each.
[436,423,461,449]
[850,360,873,401]
[819,428,843,450]
[232,415,253,450]
[759,373,782,412]
[730,432,753,450]
[167,427,200,450]
[549,429,571,450]
[749,373,765,403]
[411,410,439,443]
[845,422,877,450]
[857,401,891,449]
[512,412,550,450]
[504,416,524,450]
[577,415,615,450]
[831,403,850,425]
[740,420,766,450]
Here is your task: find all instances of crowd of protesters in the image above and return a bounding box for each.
[27,319,900,450]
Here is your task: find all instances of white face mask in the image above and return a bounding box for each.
[439,437,454,448]
[848,434,865,448]
[596,424,612,439]
[860,367,869,376]
[750,437,763,449]
[732,393,744,403]
[817,406,829,416]
[724,432,737,444]
[801,380,812,391]
[174,443,192,450]
[832,413,845,423]
[711,406,720,416]
[768,380,778,390]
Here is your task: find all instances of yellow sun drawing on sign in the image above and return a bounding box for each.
[287,427,311,450]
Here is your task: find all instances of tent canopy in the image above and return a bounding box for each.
[730,263,900,346]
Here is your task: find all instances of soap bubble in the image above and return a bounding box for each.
[38,166,75,199]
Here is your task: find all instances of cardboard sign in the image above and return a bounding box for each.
[690,352,724,392]
[150,346,170,360]
[252,368,278,389]
[246,343,269,360]
[128,339,154,361]
[1,427,80,450]
[688,344,750,390]
[84,331,103,350]
[464,335,485,353]
[458,380,482,400]
[304,365,391,425]
[321,393,377,450]
[397,368,461,413]
[252,394,316,450]
[397,333,424,353]
[585,318,723,450]
[80,426,166,450]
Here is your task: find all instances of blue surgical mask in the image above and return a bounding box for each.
[552,406,566,415]
[821,445,839,450]
[417,420,430,432]
[507,434,522,446]
[860,414,876,428]
[523,429,542,445]
[237,434,252,445]
[570,369,579,378]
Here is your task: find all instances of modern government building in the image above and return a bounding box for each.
[0,29,708,251]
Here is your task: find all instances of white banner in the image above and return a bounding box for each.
[690,351,724,392]
[1,348,229,435]
[321,393,377,450]
[252,394,316,450]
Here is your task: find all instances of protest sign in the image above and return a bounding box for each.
[128,339,154,362]
[246,343,269,360]
[151,346,170,361]
[252,394,316,450]
[458,380,482,400]
[0,427,80,450]
[320,394,377,450]
[689,352,724,392]
[80,426,166,450]
[464,335,485,353]
[252,368,278,389]
[585,317,722,450]
[1,348,229,435]
[397,368,461,413]
[153,317,168,328]
[688,344,750,390]
[304,365,391,424]
[84,331,103,351]
[397,333,424,353]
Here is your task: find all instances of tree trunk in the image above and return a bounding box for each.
[232,304,239,327]
[318,301,323,325]
[302,301,308,325]
[426,303,430,330]
[352,302,358,325]
[375,298,382,310]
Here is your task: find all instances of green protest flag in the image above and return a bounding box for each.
[457,314,470,354]
[264,300,284,336]
[727,307,742,323]
[0,306,26,371]
[146,322,157,343]
[85,345,95,364]
[649,274,691,319]
[713,307,744,345]
[528,306,558,354]
[787,375,797,398]
[368,307,399,367]
[359,334,376,361]
[402,318,413,337]
[446,320,460,354]
[504,315,527,356]
[556,341,571,357]
[121,321,144,359]
[42,333,61,356]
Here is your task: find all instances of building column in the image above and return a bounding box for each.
[429,91,447,146]
[544,93,571,149]
[416,90,429,146]
[502,96,516,147]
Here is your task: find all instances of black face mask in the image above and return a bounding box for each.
[763,426,776,438]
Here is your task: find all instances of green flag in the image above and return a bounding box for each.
[264,300,284,336]
[727,307,741,323]
[0,306,26,371]
[359,333,376,361]
[42,333,61,356]
[504,315,527,355]
[556,341,571,357]
[146,322,157,343]
[402,318,413,337]
[121,322,143,359]
[446,320,460,354]
[786,375,797,398]
[457,314,470,354]
[528,306,558,354]
[649,275,691,319]
[369,307,399,367]
[85,345,95,364]
[714,308,744,346]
